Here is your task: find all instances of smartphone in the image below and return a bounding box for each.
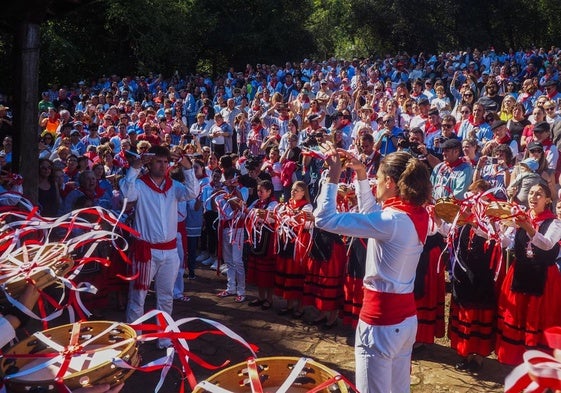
[491,157,498,165]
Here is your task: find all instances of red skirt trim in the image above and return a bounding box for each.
[246,239,276,288]
[415,246,446,343]
[342,276,363,328]
[496,263,561,365]
[302,242,346,311]
[448,300,496,357]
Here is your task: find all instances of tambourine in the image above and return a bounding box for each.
[434,197,469,226]
[485,201,518,226]
[193,356,357,393]
[0,321,139,392]
[485,201,514,219]
[0,243,74,301]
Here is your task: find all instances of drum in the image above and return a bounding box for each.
[434,197,469,226]
[0,321,139,392]
[0,243,74,301]
[193,356,356,393]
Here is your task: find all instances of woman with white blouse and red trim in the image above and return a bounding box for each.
[315,149,432,393]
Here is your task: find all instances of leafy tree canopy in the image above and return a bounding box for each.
[1,0,561,90]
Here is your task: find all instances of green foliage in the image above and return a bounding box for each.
[2,0,561,91]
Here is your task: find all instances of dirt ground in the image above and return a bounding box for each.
[13,265,512,392]
[109,267,511,393]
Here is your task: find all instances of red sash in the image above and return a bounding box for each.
[359,288,416,325]
[133,238,177,290]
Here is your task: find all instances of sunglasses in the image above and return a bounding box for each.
[463,94,473,97]
[530,149,543,153]
[460,110,470,114]
[545,107,555,111]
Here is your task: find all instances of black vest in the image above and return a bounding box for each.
[512,218,559,296]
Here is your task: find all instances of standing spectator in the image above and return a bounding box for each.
[0,135,13,165]
[37,158,61,217]
[373,115,402,156]
[457,102,492,142]
[431,139,474,200]
[209,113,231,157]
[60,170,112,215]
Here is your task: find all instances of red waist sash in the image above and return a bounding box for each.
[359,288,416,326]
[134,238,177,290]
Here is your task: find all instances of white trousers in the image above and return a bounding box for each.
[127,248,180,346]
[222,227,245,296]
[355,316,417,393]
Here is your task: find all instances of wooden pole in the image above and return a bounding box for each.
[16,22,40,204]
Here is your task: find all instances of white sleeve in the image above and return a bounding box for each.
[355,179,378,213]
[531,219,561,250]
[181,168,199,200]
[0,316,16,348]
[119,166,141,202]
[314,182,394,240]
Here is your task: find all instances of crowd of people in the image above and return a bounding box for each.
[2,45,561,391]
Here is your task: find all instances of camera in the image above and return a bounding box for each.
[302,135,318,147]
[490,157,498,165]
[397,138,410,149]
[409,142,421,155]
[245,155,262,171]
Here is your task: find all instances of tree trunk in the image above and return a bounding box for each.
[16,22,40,204]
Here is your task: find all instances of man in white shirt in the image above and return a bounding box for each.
[120,146,198,348]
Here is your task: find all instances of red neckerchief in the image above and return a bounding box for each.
[530,209,556,227]
[288,198,308,210]
[63,167,78,178]
[140,173,173,194]
[78,184,104,200]
[468,115,484,127]
[255,197,276,209]
[541,138,553,148]
[445,158,464,169]
[495,133,512,144]
[548,90,558,100]
[84,151,97,162]
[383,197,429,244]
[425,122,438,135]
